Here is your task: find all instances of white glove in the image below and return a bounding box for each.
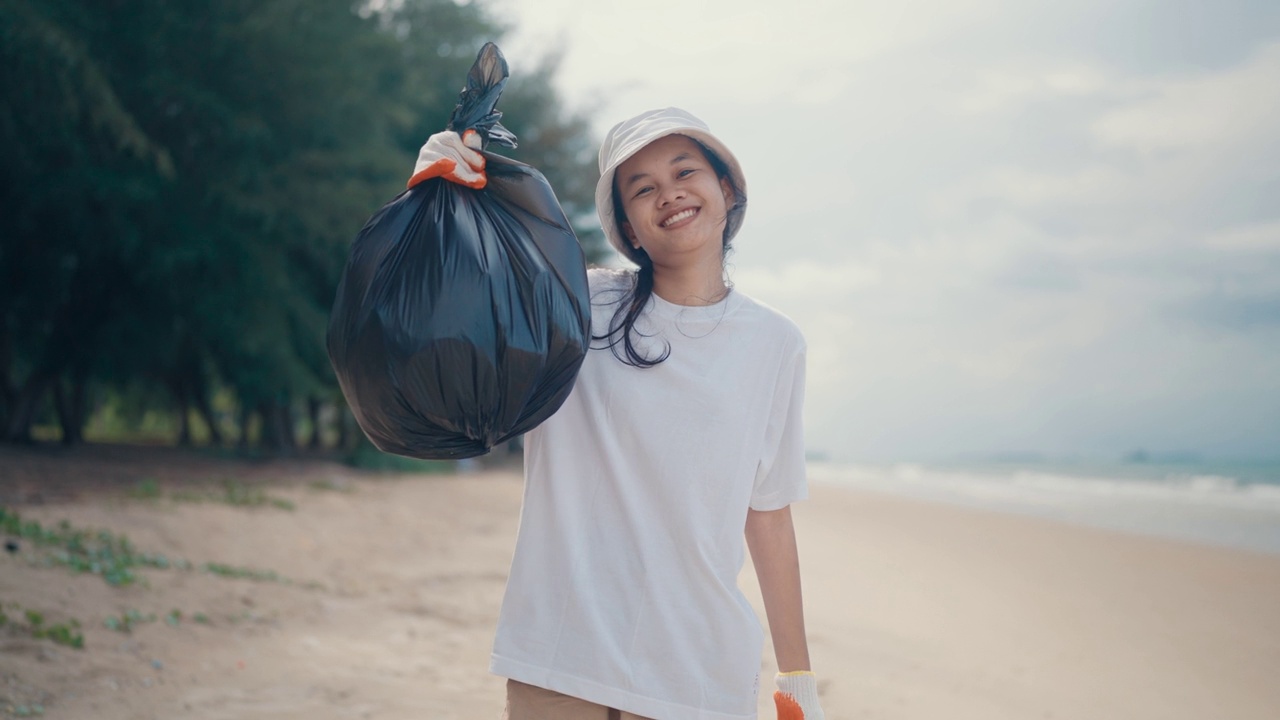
[407,129,486,190]
[774,671,824,720]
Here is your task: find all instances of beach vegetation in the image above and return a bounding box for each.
[129,478,163,500]
[202,563,285,584]
[1,507,302,589]
[163,478,296,511]
[308,477,354,493]
[0,603,84,650]
[102,608,154,634]
[1,507,174,586]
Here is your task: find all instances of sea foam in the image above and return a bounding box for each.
[810,461,1280,555]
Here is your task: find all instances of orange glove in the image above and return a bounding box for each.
[774,671,824,720]
[407,129,486,190]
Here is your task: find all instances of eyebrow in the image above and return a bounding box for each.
[621,152,697,189]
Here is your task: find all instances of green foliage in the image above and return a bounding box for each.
[1,506,297,588]
[102,608,154,633]
[217,480,296,510]
[1,0,601,445]
[147,474,294,507]
[31,617,84,649]
[0,507,177,586]
[0,601,84,649]
[130,477,162,500]
[202,562,285,583]
[166,478,296,510]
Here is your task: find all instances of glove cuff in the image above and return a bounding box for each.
[407,130,487,189]
[774,671,823,720]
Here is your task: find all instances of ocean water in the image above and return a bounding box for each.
[808,459,1280,555]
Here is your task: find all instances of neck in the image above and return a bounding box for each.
[649,254,729,307]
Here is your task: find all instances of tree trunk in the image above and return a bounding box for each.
[176,392,193,443]
[337,404,350,451]
[192,389,223,446]
[337,403,361,452]
[52,374,87,446]
[257,400,279,451]
[307,396,322,450]
[3,370,53,443]
[163,376,190,443]
[0,330,14,430]
[258,397,296,455]
[69,375,87,444]
[237,403,253,452]
[278,399,297,453]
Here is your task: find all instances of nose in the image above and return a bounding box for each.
[657,183,686,207]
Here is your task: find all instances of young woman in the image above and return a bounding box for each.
[414,108,823,720]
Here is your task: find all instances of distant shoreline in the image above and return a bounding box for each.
[809,459,1280,556]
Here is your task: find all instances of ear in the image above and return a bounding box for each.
[720,176,734,206]
[621,220,639,247]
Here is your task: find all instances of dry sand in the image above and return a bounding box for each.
[2,445,1279,719]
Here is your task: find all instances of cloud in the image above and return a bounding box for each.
[1093,42,1280,152]
[1203,219,1280,252]
[504,0,1280,458]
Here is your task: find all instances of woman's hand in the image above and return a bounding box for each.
[774,671,825,719]
[407,129,486,189]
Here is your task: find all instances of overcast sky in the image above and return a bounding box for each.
[498,0,1280,461]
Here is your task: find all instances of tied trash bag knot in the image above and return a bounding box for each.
[449,42,517,151]
[326,43,590,460]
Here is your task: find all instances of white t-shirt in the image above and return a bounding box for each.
[490,268,808,720]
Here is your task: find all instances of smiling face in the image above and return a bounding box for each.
[614,134,736,268]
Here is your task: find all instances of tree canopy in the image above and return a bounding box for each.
[0,0,604,450]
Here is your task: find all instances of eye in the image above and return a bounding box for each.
[632,185,653,198]
[677,168,696,179]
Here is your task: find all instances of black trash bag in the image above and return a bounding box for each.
[327,43,590,460]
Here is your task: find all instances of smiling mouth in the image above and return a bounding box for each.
[660,208,698,227]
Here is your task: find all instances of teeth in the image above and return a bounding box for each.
[662,208,697,227]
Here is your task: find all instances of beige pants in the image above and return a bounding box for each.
[503,680,654,720]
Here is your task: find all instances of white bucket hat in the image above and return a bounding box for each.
[595,107,747,262]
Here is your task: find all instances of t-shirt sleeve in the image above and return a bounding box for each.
[749,338,808,511]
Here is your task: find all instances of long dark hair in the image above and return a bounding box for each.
[592,138,746,368]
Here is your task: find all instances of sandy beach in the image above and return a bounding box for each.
[3,446,1279,719]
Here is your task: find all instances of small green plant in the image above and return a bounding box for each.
[130,478,163,500]
[0,603,84,649]
[103,608,155,633]
[1,508,173,587]
[269,497,295,510]
[2,508,304,591]
[162,479,295,510]
[308,477,352,493]
[219,479,265,506]
[202,562,285,583]
[35,618,84,649]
